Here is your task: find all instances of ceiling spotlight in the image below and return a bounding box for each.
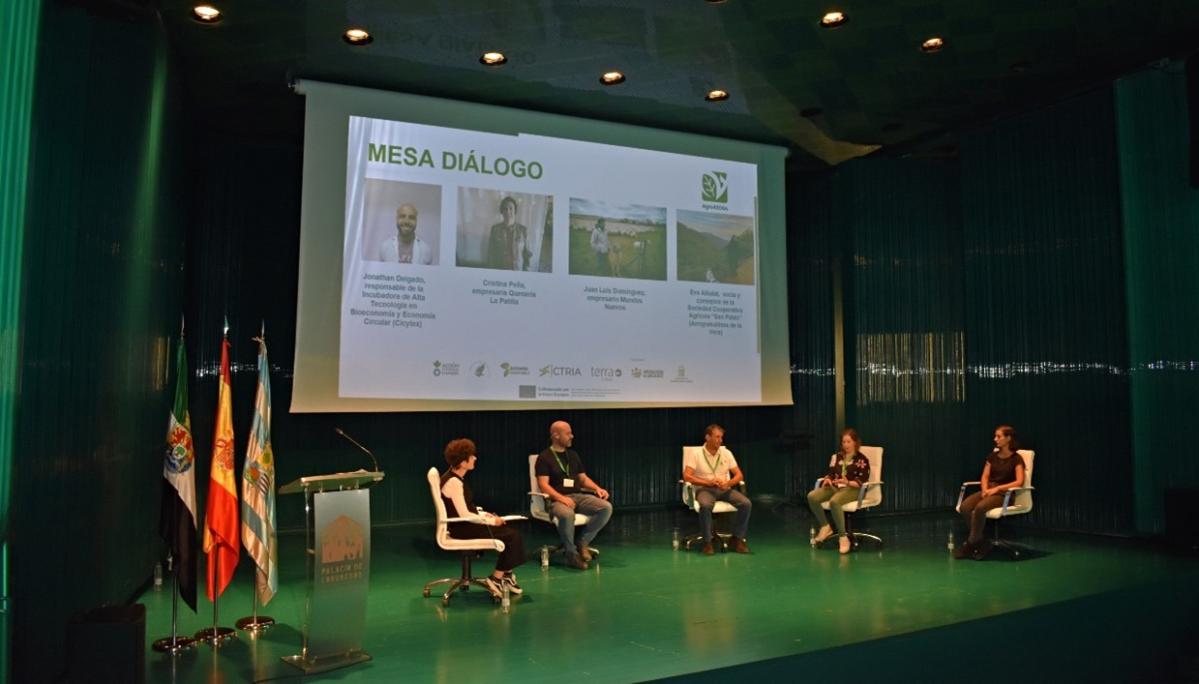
[192,4,221,23]
[479,51,508,66]
[343,28,372,45]
[600,71,626,85]
[820,11,847,28]
[705,89,730,102]
[921,37,945,53]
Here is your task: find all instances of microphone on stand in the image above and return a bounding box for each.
[334,427,380,472]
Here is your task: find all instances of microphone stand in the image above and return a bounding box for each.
[335,428,380,472]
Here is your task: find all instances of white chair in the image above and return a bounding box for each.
[812,445,884,550]
[955,450,1035,557]
[527,454,599,560]
[422,467,506,606]
[679,446,747,551]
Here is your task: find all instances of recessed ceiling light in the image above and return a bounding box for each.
[342,27,369,45]
[343,28,372,45]
[192,4,221,23]
[921,37,945,53]
[600,71,626,85]
[705,89,730,102]
[479,51,508,66]
[820,11,847,28]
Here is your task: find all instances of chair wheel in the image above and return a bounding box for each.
[423,589,431,597]
[442,597,451,606]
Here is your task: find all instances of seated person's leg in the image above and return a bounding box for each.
[550,500,579,556]
[574,493,614,551]
[726,488,752,540]
[695,488,717,542]
[807,487,833,528]
[828,488,859,535]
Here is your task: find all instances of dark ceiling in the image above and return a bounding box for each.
[156,0,1199,167]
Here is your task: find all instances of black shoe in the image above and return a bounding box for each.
[501,573,524,595]
[565,552,589,570]
[972,540,993,560]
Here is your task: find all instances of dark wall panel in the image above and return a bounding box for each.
[10,4,187,681]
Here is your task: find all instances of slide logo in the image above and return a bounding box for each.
[500,362,530,377]
[701,171,729,204]
[432,360,461,377]
[539,364,581,377]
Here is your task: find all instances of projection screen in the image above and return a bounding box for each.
[292,80,791,412]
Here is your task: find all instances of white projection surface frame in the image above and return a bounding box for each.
[292,80,791,412]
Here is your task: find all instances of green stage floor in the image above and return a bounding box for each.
[141,503,1199,683]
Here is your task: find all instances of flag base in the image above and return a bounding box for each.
[281,649,372,674]
[151,635,195,654]
[235,615,275,632]
[193,626,237,646]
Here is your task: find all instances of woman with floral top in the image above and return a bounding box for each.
[807,428,872,554]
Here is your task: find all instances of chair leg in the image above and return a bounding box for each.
[990,520,1025,558]
[424,553,499,605]
[844,512,882,550]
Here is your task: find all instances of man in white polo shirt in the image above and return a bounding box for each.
[683,424,751,555]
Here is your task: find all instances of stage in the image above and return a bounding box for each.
[142,503,1199,683]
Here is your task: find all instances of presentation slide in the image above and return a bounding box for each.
[292,80,791,412]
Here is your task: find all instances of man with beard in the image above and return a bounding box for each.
[378,202,433,264]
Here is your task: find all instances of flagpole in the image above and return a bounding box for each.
[152,553,194,654]
[194,551,236,646]
[235,574,275,632]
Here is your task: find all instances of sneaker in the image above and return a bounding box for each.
[565,551,589,570]
[479,575,502,598]
[971,540,993,560]
[701,541,715,555]
[579,545,594,562]
[501,573,524,595]
[730,537,750,554]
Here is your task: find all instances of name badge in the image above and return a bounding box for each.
[562,478,575,488]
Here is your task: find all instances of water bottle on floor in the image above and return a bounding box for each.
[947,531,955,552]
[540,546,549,569]
[809,526,816,546]
[153,562,163,590]
[671,528,680,551]
[501,583,511,614]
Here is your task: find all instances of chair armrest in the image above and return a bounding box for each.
[445,515,487,524]
[528,491,548,498]
[955,481,981,511]
[499,515,527,521]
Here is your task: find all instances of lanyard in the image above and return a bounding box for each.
[551,449,570,477]
[702,447,722,474]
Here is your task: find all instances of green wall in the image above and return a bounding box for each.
[8,3,186,680]
[1116,65,1199,534]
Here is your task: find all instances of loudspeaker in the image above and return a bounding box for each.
[66,604,145,684]
[1165,487,1199,552]
[1187,54,1199,188]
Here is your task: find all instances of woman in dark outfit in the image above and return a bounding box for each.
[954,425,1026,560]
[440,438,527,596]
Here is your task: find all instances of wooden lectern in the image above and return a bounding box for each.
[278,470,384,673]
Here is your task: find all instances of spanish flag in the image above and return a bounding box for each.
[203,332,239,600]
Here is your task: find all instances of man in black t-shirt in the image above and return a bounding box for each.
[535,420,613,570]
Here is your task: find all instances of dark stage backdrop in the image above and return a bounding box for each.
[9,3,188,681]
[792,87,1135,535]
[1116,65,1199,534]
